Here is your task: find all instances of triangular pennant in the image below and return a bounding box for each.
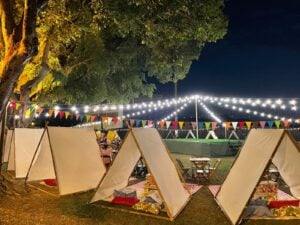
[147,120,153,126]
[59,111,64,120]
[49,109,54,117]
[135,119,141,127]
[80,114,84,122]
[107,117,113,125]
[232,122,238,130]
[16,103,21,110]
[130,119,135,127]
[38,107,44,115]
[267,121,274,128]
[159,121,165,128]
[252,121,259,128]
[25,109,31,118]
[29,105,35,112]
[113,117,119,125]
[245,121,252,130]
[283,120,290,128]
[211,122,218,130]
[275,120,281,128]
[191,122,197,130]
[259,121,266,129]
[86,115,91,122]
[205,122,211,130]
[54,110,59,118]
[141,120,147,127]
[178,121,184,129]
[76,114,80,121]
[172,121,178,129]
[198,122,204,129]
[65,112,70,119]
[91,115,96,122]
[225,122,231,129]
[166,121,171,129]
[23,105,29,111]
[238,121,245,129]
[101,116,108,123]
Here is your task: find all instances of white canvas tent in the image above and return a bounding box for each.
[215,129,300,225]
[7,128,43,178]
[90,128,191,220]
[26,126,106,196]
[2,129,13,163]
[205,130,218,139]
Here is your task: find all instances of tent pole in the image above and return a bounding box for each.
[195,98,199,139]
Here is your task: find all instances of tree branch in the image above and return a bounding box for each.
[0,0,15,55]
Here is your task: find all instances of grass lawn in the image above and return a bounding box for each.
[0,153,299,225]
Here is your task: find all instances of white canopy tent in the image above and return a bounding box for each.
[215,129,300,225]
[7,128,43,178]
[2,129,13,163]
[26,127,106,196]
[90,128,191,220]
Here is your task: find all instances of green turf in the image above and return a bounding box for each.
[165,138,242,143]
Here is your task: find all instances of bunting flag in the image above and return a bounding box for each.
[283,120,290,128]
[59,111,64,120]
[238,121,245,129]
[80,114,84,122]
[211,122,218,130]
[232,122,238,130]
[101,116,108,123]
[49,109,54,117]
[113,117,119,125]
[130,119,135,127]
[178,121,184,129]
[191,122,197,130]
[141,120,147,127]
[159,120,165,128]
[259,121,266,129]
[205,122,211,130]
[148,120,153,126]
[198,122,204,129]
[54,110,59,118]
[267,120,274,128]
[252,121,259,128]
[107,117,113,125]
[76,114,80,121]
[38,107,44,115]
[29,105,35,112]
[172,121,178,129]
[225,122,231,129]
[16,103,21,110]
[275,120,281,128]
[86,115,91,122]
[245,121,252,130]
[166,121,171,129]
[65,112,70,119]
[25,109,31,118]
[135,119,141,127]
[23,105,29,111]
[91,115,96,122]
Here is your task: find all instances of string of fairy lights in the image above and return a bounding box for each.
[11,95,300,126]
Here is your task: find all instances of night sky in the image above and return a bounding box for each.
[157,0,300,99]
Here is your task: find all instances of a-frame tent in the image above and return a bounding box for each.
[90,128,191,220]
[2,129,13,163]
[215,129,300,225]
[26,126,106,196]
[7,128,44,178]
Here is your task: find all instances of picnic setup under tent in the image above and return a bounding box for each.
[6,128,44,178]
[211,129,300,225]
[26,126,106,196]
[90,128,192,220]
